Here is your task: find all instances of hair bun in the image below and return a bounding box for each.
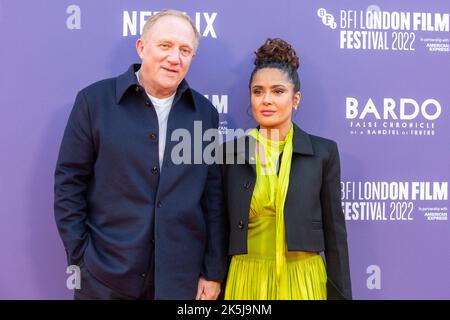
[254,38,300,70]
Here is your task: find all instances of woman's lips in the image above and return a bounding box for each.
[260,110,276,116]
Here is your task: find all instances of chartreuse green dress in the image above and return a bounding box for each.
[224,126,327,300]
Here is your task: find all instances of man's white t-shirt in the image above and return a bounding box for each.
[136,71,175,170]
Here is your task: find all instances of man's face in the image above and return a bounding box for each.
[136,15,196,98]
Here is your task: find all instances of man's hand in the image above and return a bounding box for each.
[195,277,221,300]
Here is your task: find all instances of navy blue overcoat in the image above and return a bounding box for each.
[54,64,228,299]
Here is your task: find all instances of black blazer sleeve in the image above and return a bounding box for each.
[320,141,352,300]
[54,91,94,266]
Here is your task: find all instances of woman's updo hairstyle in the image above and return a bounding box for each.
[249,38,301,93]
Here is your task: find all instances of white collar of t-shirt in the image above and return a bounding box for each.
[135,70,175,106]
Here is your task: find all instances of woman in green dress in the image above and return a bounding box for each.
[222,38,352,300]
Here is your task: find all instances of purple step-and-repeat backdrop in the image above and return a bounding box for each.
[0,0,448,299]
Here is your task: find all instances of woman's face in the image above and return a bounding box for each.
[250,68,301,136]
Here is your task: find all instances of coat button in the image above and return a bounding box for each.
[135,86,141,92]
[140,272,146,278]
[151,166,158,174]
[238,220,245,229]
[149,133,157,140]
[244,181,251,189]
[157,202,162,208]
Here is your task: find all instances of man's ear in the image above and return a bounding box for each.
[136,38,144,59]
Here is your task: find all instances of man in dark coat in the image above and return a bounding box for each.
[54,9,228,300]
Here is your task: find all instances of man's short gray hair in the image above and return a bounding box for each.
[141,9,200,51]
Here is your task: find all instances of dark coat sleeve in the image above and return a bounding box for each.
[320,141,353,300]
[200,110,229,282]
[54,91,94,266]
